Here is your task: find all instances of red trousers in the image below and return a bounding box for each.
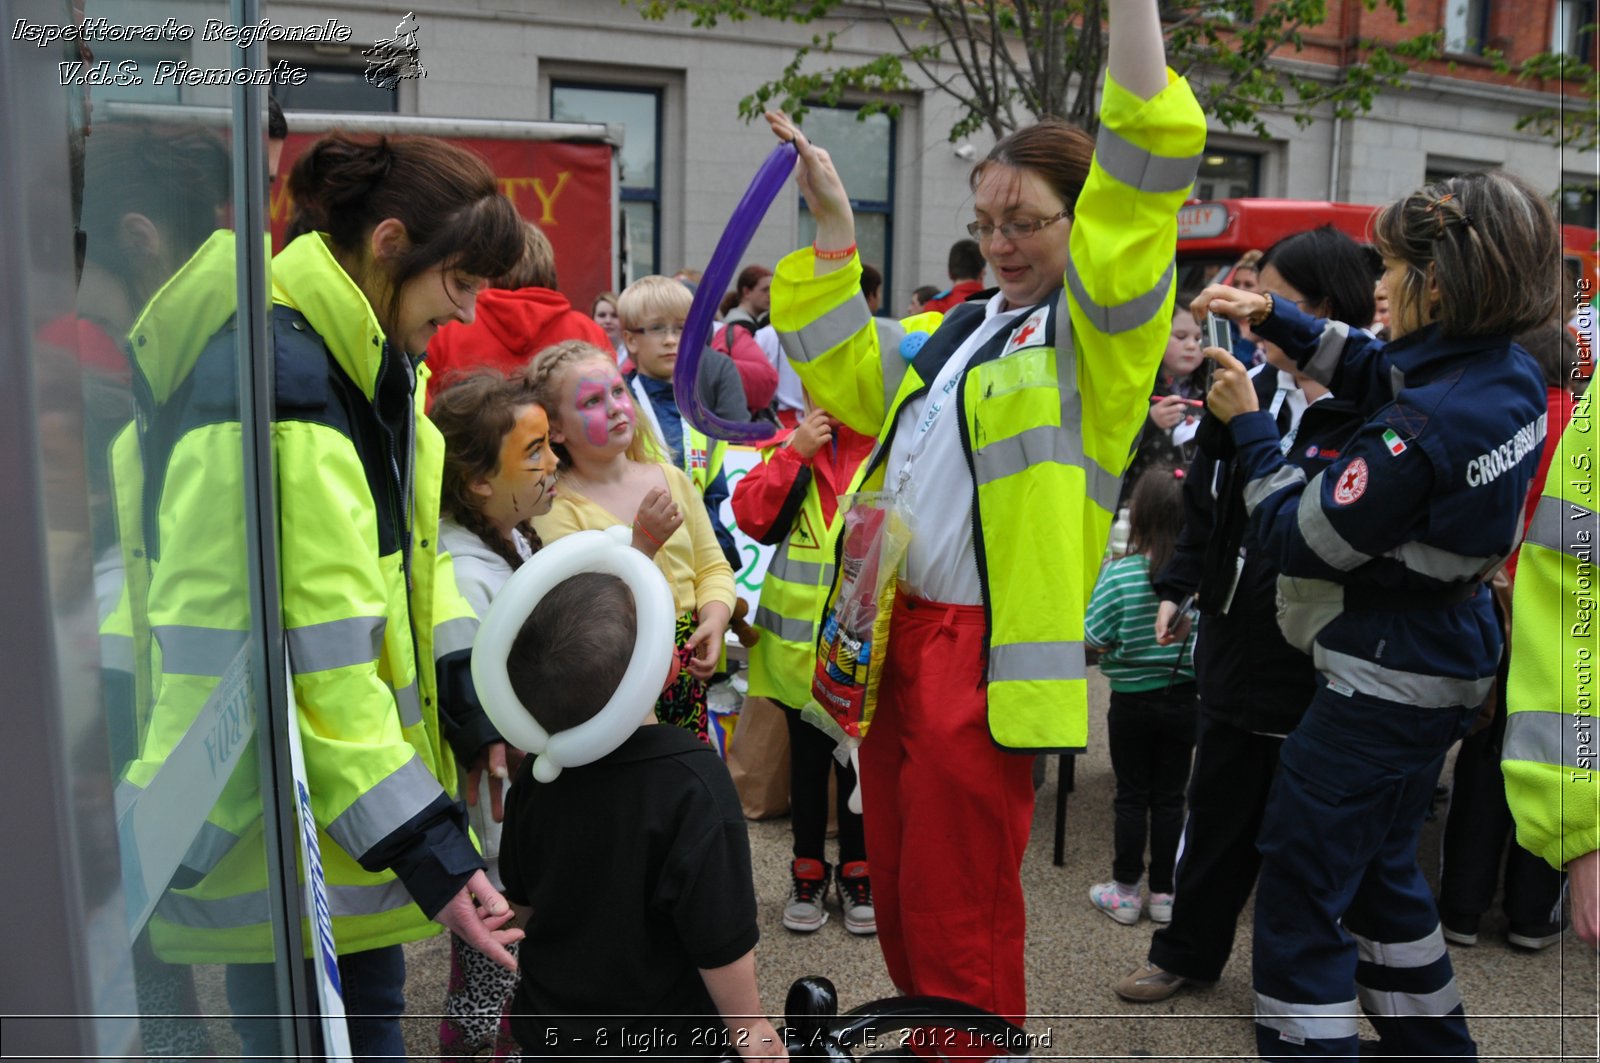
[860,594,1036,1025]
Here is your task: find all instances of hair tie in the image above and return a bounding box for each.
[1424,191,1473,235]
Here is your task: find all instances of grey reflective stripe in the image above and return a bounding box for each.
[1385,542,1495,581]
[433,615,477,660]
[1352,925,1447,968]
[156,886,268,930]
[156,877,413,929]
[1065,258,1174,337]
[286,615,384,674]
[972,425,1122,514]
[1504,709,1594,771]
[325,753,442,860]
[872,317,906,349]
[1304,319,1351,386]
[100,633,134,674]
[1094,124,1202,194]
[1297,477,1372,571]
[154,626,247,677]
[180,820,243,877]
[1316,647,1495,709]
[989,641,1087,683]
[393,681,422,727]
[1356,981,1463,1018]
[1254,992,1360,1041]
[780,296,873,364]
[752,606,815,645]
[1525,493,1599,558]
[767,552,833,586]
[875,318,910,413]
[1244,464,1307,513]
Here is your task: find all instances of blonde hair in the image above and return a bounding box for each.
[617,275,693,331]
[495,220,557,291]
[520,340,664,469]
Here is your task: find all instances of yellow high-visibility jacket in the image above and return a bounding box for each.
[1504,389,1600,870]
[770,71,1205,751]
[122,232,485,962]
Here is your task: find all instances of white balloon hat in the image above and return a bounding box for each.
[472,525,676,783]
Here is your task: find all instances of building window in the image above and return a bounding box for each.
[1445,0,1491,55]
[1195,150,1260,199]
[1558,179,1598,229]
[1552,0,1597,58]
[551,83,662,279]
[269,62,399,112]
[795,105,895,303]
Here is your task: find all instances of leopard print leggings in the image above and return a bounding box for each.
[439,932,521,1061]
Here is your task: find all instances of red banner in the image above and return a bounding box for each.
[270,133,615,314]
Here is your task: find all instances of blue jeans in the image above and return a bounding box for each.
[226,944,407,1062]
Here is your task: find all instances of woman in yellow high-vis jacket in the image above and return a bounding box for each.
[122,134,526,1060]
[1504,389,1600,948]
[763,0,1205,1020]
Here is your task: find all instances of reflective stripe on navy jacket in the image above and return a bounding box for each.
[1232,303,1547,707]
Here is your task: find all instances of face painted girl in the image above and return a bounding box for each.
[560,359,637,456]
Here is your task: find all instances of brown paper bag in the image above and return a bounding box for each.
[727,695,791,820]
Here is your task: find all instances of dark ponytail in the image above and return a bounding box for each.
[285,132,522,326]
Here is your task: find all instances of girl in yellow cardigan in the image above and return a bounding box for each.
[525,341,734,741]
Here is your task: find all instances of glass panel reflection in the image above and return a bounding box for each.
[32,0,284,1055]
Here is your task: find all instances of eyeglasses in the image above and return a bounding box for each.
[966,209,1071,242]
[626,323,685,338]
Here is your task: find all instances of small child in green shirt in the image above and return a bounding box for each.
[1084,463,1198,926]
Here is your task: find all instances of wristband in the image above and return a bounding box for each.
[1249,292,1274,327]
[632,520,663,548]
[812,241,857,261]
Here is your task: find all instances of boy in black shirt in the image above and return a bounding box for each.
[499,573,785,1061]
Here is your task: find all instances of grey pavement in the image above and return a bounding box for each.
[398,669,1599,1060]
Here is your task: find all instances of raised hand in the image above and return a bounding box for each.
[763,110,855,263]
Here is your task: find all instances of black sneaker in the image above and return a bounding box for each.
[1441,912,1480,947]
[1507,922,1564,950]
[836,861,876,935]
[783,859,831,932]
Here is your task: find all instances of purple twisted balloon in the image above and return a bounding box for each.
[674,139,798,443]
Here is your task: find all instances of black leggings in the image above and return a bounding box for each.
[781,701,866,864]
[1107,686,1198,893]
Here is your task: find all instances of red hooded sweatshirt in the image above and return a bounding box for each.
[425,287,610,407]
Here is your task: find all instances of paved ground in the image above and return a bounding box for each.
[391,670,1598,1061]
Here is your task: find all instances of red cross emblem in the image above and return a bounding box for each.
[1010,321,1040,348]
[1332,458,1368,505]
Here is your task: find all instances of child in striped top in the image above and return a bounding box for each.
[1084,464,1198,926]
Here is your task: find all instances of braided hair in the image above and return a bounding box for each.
[518,340,665,470]
[432,369,542,570]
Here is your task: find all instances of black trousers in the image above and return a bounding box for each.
[1438,706,1565,930]
[1149,713,1284,983]
[780,701,865,865]
[1106,687,1198,894]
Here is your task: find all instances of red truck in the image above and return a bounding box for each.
[1176,197,1598,302]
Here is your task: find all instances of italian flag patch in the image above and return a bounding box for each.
[1382,429,1407,456]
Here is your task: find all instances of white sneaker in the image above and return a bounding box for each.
[783,858,830,933]
[1088,881,1143,925]
[1148,892,1174,923]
